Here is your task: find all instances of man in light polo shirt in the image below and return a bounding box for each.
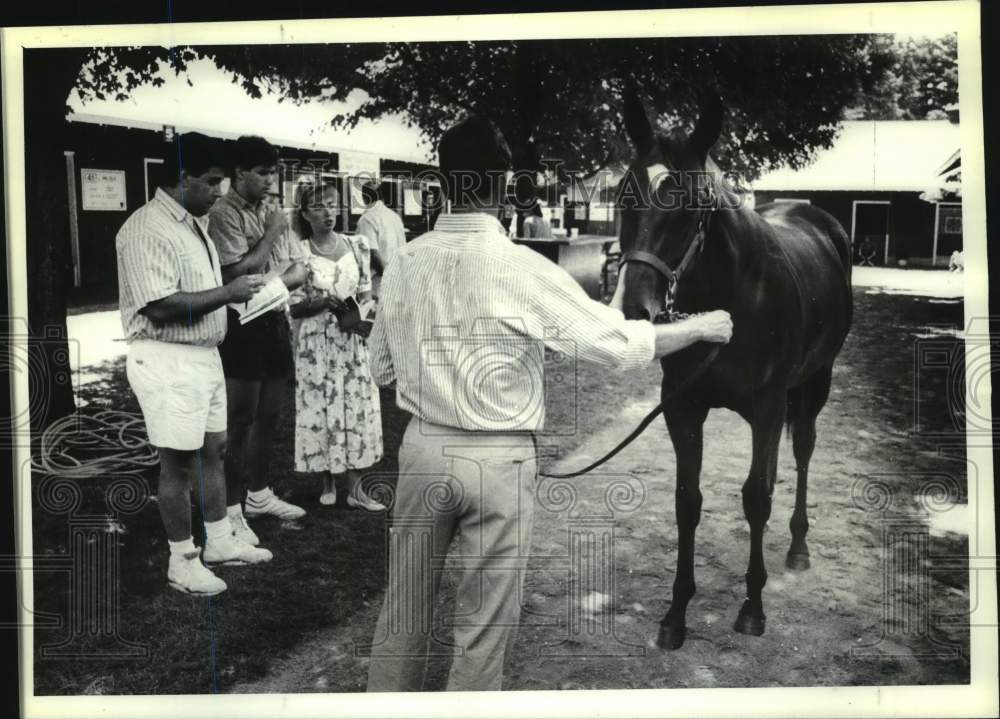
[209,136,308,544]
[365,117,733,691]
[357,180,407,296]
[116,132,274,597]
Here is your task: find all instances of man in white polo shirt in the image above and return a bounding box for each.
[116,132,273,597]
[366,117,732,691]
[357,179,407,296]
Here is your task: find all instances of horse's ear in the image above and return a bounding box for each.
[623,82,654,155]
[691,91,723,159]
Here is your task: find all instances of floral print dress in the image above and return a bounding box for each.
[292,234,383,474]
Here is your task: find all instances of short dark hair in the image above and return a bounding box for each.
[361,181,381,205]
[232,135,279,173]
[437,117,511,206]
[159,132,226,188]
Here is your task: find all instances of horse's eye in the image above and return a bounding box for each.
[645,163,670,195]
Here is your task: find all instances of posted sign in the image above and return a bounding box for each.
[81,169,127,211]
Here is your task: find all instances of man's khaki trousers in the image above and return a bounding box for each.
[366,417,536,692]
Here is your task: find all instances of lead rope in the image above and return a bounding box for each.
[541,202,720,480]
[539,338,719,480]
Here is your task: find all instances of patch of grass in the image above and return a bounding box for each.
[31,361,405,695]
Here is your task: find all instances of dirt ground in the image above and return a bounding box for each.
[228,280,971,693]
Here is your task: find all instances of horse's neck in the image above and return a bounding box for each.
[689,205,771,300]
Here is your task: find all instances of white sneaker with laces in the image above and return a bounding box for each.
[244,489,306,520]
[230,513,260,546]
[167,551,227,596]
[203,534,273,566]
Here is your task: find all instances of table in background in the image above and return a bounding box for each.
[513,234,616,300]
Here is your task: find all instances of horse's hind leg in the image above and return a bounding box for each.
[658,398,709,651]
[785,367,833,571]
[735,390,785,637]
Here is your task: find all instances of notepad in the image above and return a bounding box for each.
[228,276,290,325]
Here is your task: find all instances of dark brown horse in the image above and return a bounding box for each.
[617,91,853,649]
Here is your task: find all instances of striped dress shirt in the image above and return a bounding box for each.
[116,188,227,346]
[368,212,655,432]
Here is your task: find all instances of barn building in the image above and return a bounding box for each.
[60,113,438,302]
[751,117,962,267]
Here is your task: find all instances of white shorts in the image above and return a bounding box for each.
[126,339,227,451]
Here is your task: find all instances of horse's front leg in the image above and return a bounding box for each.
[735,390,785,636]
[658,397,709,650]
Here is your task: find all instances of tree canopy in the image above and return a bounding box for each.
[845,34,958,121]
[74,35,899,182]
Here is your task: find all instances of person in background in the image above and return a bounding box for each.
[116,132,273,597]
[365,117,732,691]
[208,135,309,546]
[288,180,386,512]
[520,199,553,239]
[356,179,407,297]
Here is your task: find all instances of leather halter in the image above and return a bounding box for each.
[619,183,717,312]
[540,183,723,481]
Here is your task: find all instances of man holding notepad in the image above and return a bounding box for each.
[116,132,274,596]
[209,135,309,544]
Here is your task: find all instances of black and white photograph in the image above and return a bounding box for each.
[2,2,997,717]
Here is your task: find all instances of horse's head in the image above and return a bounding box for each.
[617,89,723,321]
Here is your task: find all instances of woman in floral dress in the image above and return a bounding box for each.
[289,181,385,511]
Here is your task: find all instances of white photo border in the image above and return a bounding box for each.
[3,1,996,717]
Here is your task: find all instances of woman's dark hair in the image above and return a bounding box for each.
[292,180,339,240]
[437,116,511,206]
[159,132,226,188]
[232,135,279,173]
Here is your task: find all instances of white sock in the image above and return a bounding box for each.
[204,517,232,544]
[247,488,272,503]
[226,504,243,519]
[168,537,198,560]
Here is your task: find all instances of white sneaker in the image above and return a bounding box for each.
[167,552,227,596]
[244,489,306,520]
[203,534,273,566]
[230,513,260,546]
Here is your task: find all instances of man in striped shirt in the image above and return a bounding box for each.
[366,118,732,691]
[116,132,273,597]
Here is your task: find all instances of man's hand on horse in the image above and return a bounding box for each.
[694,310,733,343]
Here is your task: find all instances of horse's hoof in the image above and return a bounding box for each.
[656,622,687,651]
[785,551,811,571]
[733,602,766,636]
